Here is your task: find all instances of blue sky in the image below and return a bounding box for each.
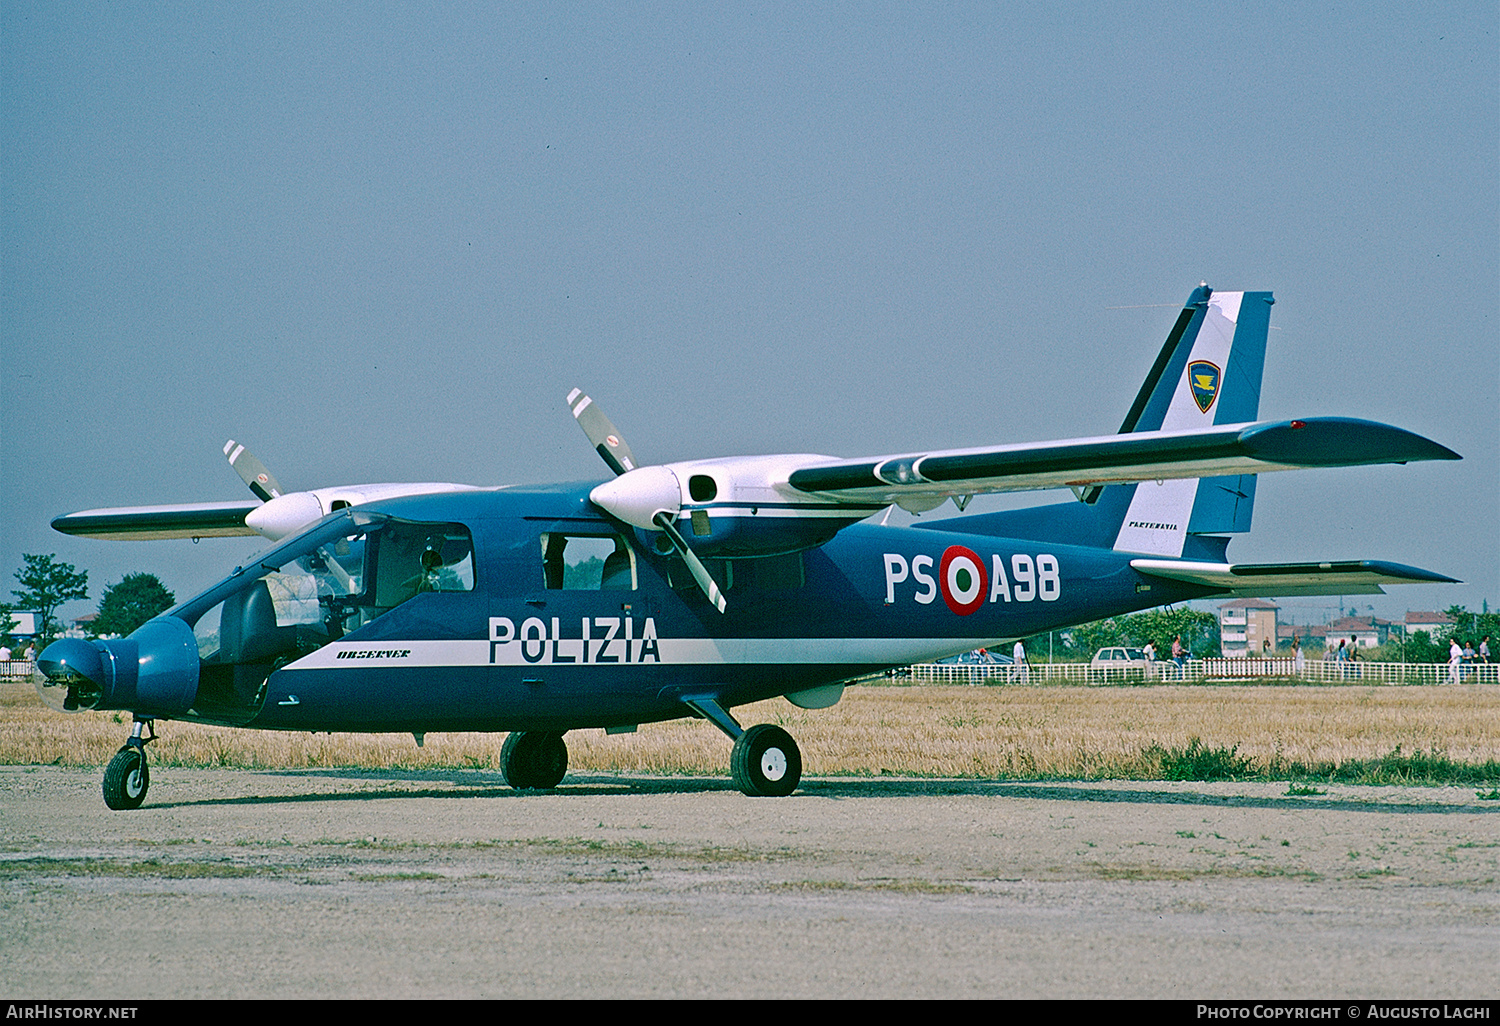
[3,2,1495,629]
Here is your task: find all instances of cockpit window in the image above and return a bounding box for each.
[176,514,473,726]
[235,518,475,636]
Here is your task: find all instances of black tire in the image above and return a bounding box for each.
[500,731,568,790]
[103,747,149,810]
[731,724,801,797]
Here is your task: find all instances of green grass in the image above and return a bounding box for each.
[1272,746,1500,786]
[1144,738,1255,780]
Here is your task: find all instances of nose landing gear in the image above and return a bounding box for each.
[103,718,156,811]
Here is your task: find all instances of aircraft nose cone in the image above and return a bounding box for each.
[32,618,198,716]
[34,638,108,713]
[589,466,682,530]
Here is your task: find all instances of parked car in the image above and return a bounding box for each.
[932,648,1016,684]
[1090,646,1148,682]
[937,649,1014,666]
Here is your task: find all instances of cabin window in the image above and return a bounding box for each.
[541,533,636,591]
[737,551,805,590]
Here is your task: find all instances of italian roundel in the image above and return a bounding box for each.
[939,545,988,616]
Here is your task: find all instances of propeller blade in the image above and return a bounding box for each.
[567,389,639,476]
[568,390,721,610]
[223,440,286,502]
[654,511,728,614]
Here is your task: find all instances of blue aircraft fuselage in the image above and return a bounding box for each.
[106,483,1206,736]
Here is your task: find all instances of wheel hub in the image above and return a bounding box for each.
[760,747,787,781]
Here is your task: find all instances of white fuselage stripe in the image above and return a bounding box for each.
[281,636,1002,671]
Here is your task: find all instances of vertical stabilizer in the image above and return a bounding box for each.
[912,286,1274,557]
[1110,288,1273,557]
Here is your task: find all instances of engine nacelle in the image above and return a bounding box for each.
[591,455,887,559]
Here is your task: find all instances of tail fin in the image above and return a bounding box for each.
[1106,287,1273,558]
[916,285,1273,559]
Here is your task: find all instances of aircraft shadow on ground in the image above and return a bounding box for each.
[140,768,1500,815]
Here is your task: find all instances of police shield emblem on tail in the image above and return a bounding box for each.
[1187,360,1220,414]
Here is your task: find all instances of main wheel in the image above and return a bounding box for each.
[731,724,801,797]
[103,746,150,810]
[500,731,568,790]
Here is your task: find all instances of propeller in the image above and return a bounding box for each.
[224,440,286,502]
[225,440,322,539]
[567,390,728,613]
[567,388,639,476]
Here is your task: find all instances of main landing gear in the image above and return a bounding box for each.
[498,701,803,797]
[729,723,802,798]
[685,696,802,797]
[500,731,568,790]
[103,718,156,810]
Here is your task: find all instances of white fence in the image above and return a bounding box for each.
[894,659,1499,687]
[1,660,35,683]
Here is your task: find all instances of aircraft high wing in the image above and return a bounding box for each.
[52,439,481,543]
[35,284,1465,808]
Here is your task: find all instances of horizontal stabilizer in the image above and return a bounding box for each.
[1131,558,1459,597]
[51,502,261,540]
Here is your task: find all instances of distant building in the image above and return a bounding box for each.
[1405,611,1454,639]
[1325,615,1398,649]
[2,610,38,638]
[1219,599,1279,656]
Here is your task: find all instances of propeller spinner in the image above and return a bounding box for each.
[568,390,727,613]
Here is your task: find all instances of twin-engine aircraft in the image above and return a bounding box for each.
[39,285,1460,809]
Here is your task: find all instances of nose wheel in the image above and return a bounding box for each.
[103,719,156,810]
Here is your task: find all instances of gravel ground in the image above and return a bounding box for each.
[1,765,1497,999]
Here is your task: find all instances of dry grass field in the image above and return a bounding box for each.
[5,677,1498,782]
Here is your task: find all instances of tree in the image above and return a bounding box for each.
[1036,605,1222,660]
[91,573,176,638]
[1444,605,1500,648]
[1123,607,1220,656]
[1403,630,1447,663]
[11,554,89,647]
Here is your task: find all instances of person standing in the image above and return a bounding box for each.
[1480,636,1491,665]
[1449,637,1463,685]
[1292,637,1305,675]
[1012,639,1028,684]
